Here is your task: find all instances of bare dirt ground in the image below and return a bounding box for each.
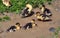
[0,0,60,38]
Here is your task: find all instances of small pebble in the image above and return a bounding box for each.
[49,27,56,32]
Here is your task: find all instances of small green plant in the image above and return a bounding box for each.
[3,16,10,21]
[54,31,59,38]
[47,0,52,5]
[54,27,60,38]
[0,16,10,22]
[0,18,3,22]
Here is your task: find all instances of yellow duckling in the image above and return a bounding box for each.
[2,0,11,7]
[26,4,33,13]
[15,23,21,30]
[40,5,45,13]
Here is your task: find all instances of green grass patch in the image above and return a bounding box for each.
[0,0,52,14]
[0,18,3,22]
[0,16,10,22]
[54,27,60,38]
[3,16,10,21]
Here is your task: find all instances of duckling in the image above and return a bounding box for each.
[40,5,45,13]
[40,4,52,17]
[35,12,51,21]
[44,8,52,16]
[23,19,37,30]
[22,4,33,17]
[7,23,21,32]
[2,0,11,7]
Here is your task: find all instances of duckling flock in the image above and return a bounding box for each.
[2,0,52,32]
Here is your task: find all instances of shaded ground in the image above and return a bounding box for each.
[0,0,60,38]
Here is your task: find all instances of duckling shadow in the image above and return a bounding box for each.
[37,19,52,22]
[43,19,52,22]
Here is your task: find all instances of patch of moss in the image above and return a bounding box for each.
[0,16,10,22]
[0,18,3,22]
[3,16,10,21]
[54,27,60,38]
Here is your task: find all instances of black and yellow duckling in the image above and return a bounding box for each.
[40,4,52,17]
[22,4,34,18]
[35,12,52,22]
[7,23,21,32]
[23,19,37,30]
